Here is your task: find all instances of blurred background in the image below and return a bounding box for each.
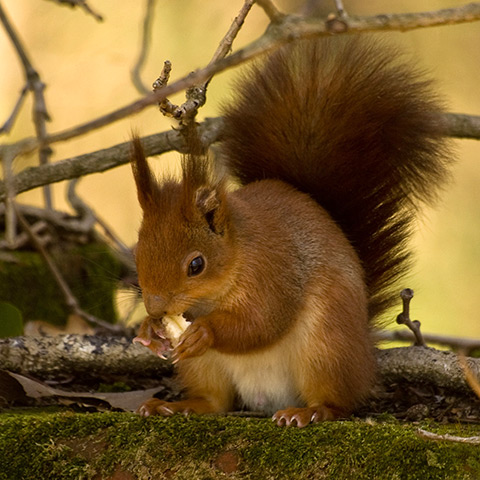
[1,0,479,337]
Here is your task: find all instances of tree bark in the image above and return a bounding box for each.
[1,335,478,394]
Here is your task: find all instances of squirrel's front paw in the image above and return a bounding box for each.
[137,398,215,417]
[133,316,171,359]
[174,319,213,361]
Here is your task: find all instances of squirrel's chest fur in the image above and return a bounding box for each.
[218,342,302,414]
[205,298,323,414]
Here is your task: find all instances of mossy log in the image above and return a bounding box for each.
[1,411,479,479]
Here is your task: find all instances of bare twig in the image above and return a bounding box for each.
[395,289,426,347]
[131,0,156,94]
[13,203,123,333]
[1,3,479,156]
[0,85,28,134]
[66,179,95,232]
[256,0,285,23]
[334,0,347,18]
[1,203,95,236]
[207,0,256,75]
[0,218,48,250]
[152,61,172,90]
[0,197,136,278]
[187,0,257,119]
[0,2,53,209]
[46,0,103,21]
[154,61,178,117]
[154,0,256,125]
[417,429,480,444]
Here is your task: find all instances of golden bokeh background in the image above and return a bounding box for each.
[1,0,479,337]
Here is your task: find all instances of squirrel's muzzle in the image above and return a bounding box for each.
[143,293,169,318]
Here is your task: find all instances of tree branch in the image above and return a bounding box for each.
[0,1,53,208]
[0,118,222,201]
[0,108,478,202]
[2,3,480,157]
[377,347,480,393]
[0,337,478,396]
[444,112,480,139]
[0,335,171,379]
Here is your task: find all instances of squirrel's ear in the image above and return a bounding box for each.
[130,136,156,210]
[195,186,226,234]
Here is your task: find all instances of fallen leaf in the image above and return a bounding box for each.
[2,370,163,411]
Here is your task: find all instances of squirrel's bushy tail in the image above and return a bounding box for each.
[220,37,452,321]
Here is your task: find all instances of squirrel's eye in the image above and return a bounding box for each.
[188,255,205,277]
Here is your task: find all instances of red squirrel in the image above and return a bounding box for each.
[131,37,451,427]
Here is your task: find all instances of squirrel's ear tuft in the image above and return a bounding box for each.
[195,186,226,235]
[195,187,220,214]
[130,136,156,210]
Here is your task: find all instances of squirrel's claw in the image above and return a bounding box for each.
[137,398,173,417]
[137,398,214,417]
[272,406,343,427]
[175,320,213,360]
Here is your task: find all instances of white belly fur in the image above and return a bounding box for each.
[218,345,303,414]
[213,311,317,414]
[189,294,325,414]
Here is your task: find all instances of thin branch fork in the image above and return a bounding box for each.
[395,289,425,347]
[154,0,256,125]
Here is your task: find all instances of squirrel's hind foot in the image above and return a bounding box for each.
[272,405,346,428]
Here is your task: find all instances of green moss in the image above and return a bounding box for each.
[0,410,479,479]
[0,243,121,325]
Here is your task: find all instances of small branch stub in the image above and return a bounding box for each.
[326,13,348,33]
[153,60,177,118]
[396,288,426,347]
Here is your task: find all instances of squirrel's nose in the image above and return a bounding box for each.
[144,294,168,318]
